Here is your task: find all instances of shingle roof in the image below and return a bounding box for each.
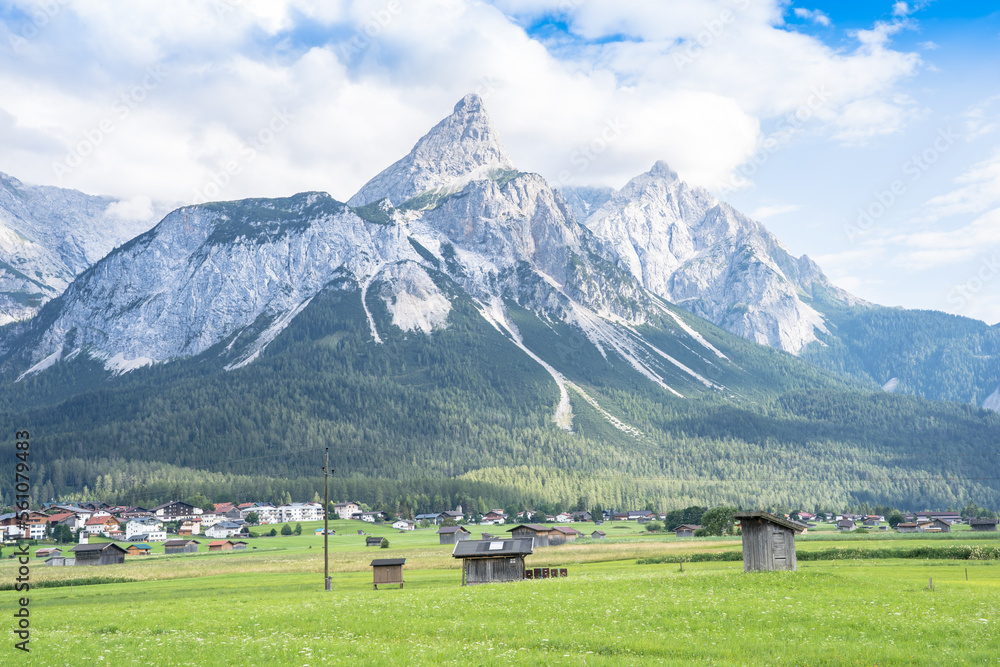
[506,524,552,533]
[437,526,469,534]
[70,543,127,554]
[370,558,406,567]
[452,538,534,558]
[735,511,806,533]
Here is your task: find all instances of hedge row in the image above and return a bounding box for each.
[637,544,1000,565]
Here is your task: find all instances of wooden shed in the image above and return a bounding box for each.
[452,538,533,586]
[735,511,805,572]
[208,539,235,551]
[674,524,701,537]
[232,541,248,550]
[370,558,406,589]
[930,519,951,533]
[366,536,385,547]
[591,530,606,539]
[69,542,127,566]
[35,547,61,559]
[970,518,998,532]
[551,526,582,544]
[45,556,75,566]
[163,539,200,554]
[507,524,553,547]
[125,543,151,556]
[896,522,920,533]
[437,525,470,545]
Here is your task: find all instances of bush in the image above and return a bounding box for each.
[280,524,293,536]
[269,528,277,537]
[294,522,302,535]
[380,538,389,549]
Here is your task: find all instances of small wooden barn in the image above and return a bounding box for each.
[735,511,805,572]
[674,524,702,537]
[35,547,61,559]
[366,536,385,547]
[70,542,127,566]
[930,519,951,533]
[507,524,553,547]
[970,518,998,532]
[208,539,236,552]
[837,519,856,532]
[551,526,582,544]
[163,539,200,554]
[452,538,533,585]
[591,530,606,539]
[232,541,248,550]
[896,522,920,533]
[45,556,75,566]
[125,543,151,556]
[370,558,406,589]
[437,525,470,545]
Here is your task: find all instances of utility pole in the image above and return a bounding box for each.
[323,447,332,592]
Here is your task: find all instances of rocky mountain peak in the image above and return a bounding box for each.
[347,93,514,208]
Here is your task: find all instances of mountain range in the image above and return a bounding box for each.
[0,94,997,510]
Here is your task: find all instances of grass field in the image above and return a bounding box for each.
[3,523,999,665]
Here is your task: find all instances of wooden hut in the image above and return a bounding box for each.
[896,523,920,533]
[35,547,61,559]
[591,530,606,539]
[970,518,998,532]
[45,556,75,566]
[836,519,855,532]
[366,536,385,547]
[452,539,533,585]
[674,524,701,537]
[69,542,127,566]
[208,540,236,552]
[370,558,406,589]
[929,519,951,533]
[735,511,805,572]
[125,543,151,556]
[507,524,553,548]
[232,541,248,550]
[437,525,470,545]
[163,539,200,554]
[551,526,582,544]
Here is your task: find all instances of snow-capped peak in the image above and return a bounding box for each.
[347,93,515,207]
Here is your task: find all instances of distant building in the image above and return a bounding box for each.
[896,523,921,533]
[970,518,998,532]
[674,524,702,537]
[163,539,200,554]
[837,519,856,532]
[735,511,805,572]
[452,539,533,585]
[438,526,471,545]
[334,502,361,520]
[365,536,385,547]
[151,501,202,521]
[591,530,606,539]
[70,543,127,566]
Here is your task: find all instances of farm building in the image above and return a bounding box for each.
[232,541,248,550]
[735,511,805,572]
[125,543,151,556]
[930,519,952,532]
[896,523,921,533]
[507,524,553,547]
[366,536,385,547]
[69,543,127,566]
[970,518,998,532]
[837,519,855,532]
[674,524,701,537]
[437,526,471,545]
[208,540,239,551]
[551,526,583,544]
[370,558,406,589]
[591,530,606,539]
[452,539,533,585]
[45,556,75,566]
[163,539,200,554]
[35,547,61,559]
[481,532,496,540]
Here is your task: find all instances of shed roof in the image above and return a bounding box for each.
[163,539,200,546]
[128,543,151,549]
[675,524,702,531]
[735,511,806,533]
[70,543,127,554]
[506,524,552,534]
[970,518,998,525]
[552,526,583,535]
[453,538,534,558]
[437,525,470,534]
[208,540,234,547]
[370,558,406,567]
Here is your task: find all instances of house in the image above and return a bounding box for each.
[970,518,998,532]
[276,502,324,522]
[84,515,120,535]
[315,528,336,535]
[507,524,555,547]
[208,540,239,551]
[365,536,385,547]
[571,511,593,522]
[392,520,415,531]
[35,547,61,559]
[125,543,152,556]
[178,519,202,536]
[915,511,962,523]
[612,512,629,521]
[550,526,582,545]
[438,526,471,545]
[163,539,200,554]
[114,506,151,520]
[591,530,606,539]
[929,518,952,533]
[353,511,386,523]
[735,511,805,572]
[46,512,84,531]
[371,558,406,590]
[151,501,202,521]
[482,510,506,525]
[452,539,534,585]
[440,510,464,522]
[415,513,442,524]
[205,522,244,539]
[333,501,361,520]
[554,513,573,523]
[70,542,127,566]
[837,519,856,532]
[628,510,655,521]
[674,524,702,537]
[247,504,280,524]
[126,518,162,539]
[896,522,921,533]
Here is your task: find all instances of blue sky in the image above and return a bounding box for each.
[0,0,998,323]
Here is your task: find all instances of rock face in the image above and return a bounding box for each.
[348,94,516,208]
[0,172,164,324]
[983,386,1000,414]
[578,161,861,353]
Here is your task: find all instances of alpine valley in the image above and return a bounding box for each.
[1,95,998,511]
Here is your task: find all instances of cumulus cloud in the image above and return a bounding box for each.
[793,8,832,27]
[0,0,926,201]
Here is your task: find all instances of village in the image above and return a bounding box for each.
[3,498,997,584]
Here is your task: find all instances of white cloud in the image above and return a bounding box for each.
[793,8,832,27]
[0,0,926,202]
[750,203,801,220]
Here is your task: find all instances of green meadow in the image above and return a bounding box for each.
[3,523,999,665]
